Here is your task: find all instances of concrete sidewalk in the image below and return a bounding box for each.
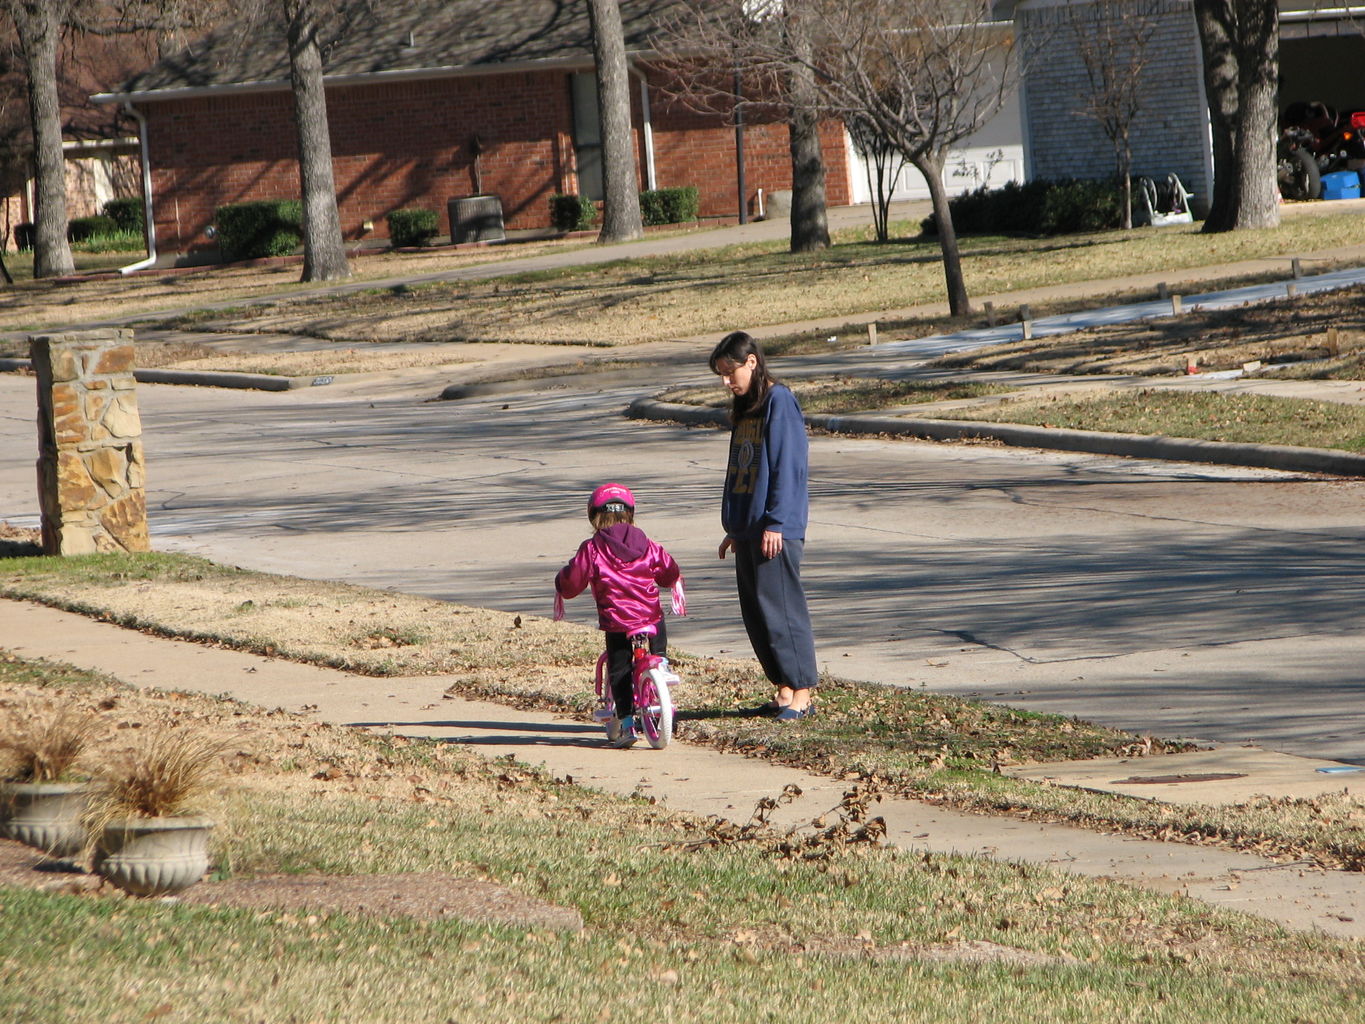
[4,596,1362,940]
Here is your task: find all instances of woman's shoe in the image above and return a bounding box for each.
[752,699,786,715]
[775,704,814,722]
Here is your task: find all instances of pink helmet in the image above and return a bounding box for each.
[589,482,635,513]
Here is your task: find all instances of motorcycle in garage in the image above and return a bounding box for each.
[1277,100,1365,201]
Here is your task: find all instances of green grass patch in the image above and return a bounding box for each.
[2,653,1364,1023]
[69,230,147,254]
[935,388,1365,451]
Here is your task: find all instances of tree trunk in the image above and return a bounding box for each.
[285,1,351,282]
[12,0,75,278]
[1192,0,1238,231]
[1230,0,1279,229]
[1192,0,1278,232]
[917,153,971,317]
[785,24,828,254]
[587,0,643,244]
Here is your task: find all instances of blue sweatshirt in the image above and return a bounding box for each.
[721,383,809,542]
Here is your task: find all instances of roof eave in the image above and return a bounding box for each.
[93,48,665,106]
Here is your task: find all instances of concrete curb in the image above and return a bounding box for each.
[627,396,1365,477]
[132,367,301,391]
[1,357,322,392]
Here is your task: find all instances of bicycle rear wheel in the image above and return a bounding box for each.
[637,673,673,750]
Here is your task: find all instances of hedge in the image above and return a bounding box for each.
[102,197,145,233]
[921,179,1125,237]
[639,186,699,226]
[387,208,439,247]
[215,200,303,260]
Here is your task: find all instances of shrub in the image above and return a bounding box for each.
[920,178,1125,237]
[67,215,117,243]
[387,207,439,247]
[639,186,700,226]
[214,200,303,260]
[550,193,597,232]
[1039,179,1124,234]
[102,197,145,233]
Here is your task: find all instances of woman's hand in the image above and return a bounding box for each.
[761,529,783,559]
[718,536,735,559]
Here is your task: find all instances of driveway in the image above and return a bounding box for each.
[5,366,1364,762]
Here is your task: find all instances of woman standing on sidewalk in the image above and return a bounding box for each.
[710,331,818,720]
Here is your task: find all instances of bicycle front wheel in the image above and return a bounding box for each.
[638,674,673,750]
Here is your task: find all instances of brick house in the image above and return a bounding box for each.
[1005,0,1365,217]
[94,0,853,262]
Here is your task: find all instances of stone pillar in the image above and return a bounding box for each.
[31,329,150,555]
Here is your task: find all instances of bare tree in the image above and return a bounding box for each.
[4,0,76,277]
[846,109,904,243]
[1061,0,1164,230]
[651,1,829,253]
[1192,0,1280,231]
[799,0,1015,315]
[587,0,643,243]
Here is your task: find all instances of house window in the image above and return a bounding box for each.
[571,73,603,201]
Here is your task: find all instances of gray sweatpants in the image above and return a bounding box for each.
[733,536,818,690]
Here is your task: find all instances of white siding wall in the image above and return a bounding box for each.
[846,141,1026,204]
[1017,0,1213,215]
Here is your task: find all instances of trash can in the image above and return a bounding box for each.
[448,194,506,244]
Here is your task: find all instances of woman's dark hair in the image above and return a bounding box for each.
[709,330,776,418]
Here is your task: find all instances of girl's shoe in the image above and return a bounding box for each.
[611,716,638,748]
[775,704,815,722]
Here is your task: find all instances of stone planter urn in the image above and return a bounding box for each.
[0,781,90,858]
[93,816,214,896]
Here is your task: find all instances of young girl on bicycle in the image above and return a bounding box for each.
[554,483,685,747]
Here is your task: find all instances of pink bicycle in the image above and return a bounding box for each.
[593,633,679,749]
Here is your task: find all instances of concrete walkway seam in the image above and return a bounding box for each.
[627,396,1365,477]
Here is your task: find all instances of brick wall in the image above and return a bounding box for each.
[1018,0,1212,213]
[141,66,852,255]
[647,69,852,220]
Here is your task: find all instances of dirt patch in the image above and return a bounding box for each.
[936,282,1365,378]
[912,939,1078,967]
[0,839,100,894]
[180,872,583,931]
[0,831,582,931]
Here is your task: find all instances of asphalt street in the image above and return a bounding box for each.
[5,368,1365,763]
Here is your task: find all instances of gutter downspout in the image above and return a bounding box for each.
[118,101,157,274]
[631,64,657,191]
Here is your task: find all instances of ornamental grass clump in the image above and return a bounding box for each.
[0,703,96,783]
[85,728,227,824]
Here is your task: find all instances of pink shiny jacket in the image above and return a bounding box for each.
[554,524,685,634]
